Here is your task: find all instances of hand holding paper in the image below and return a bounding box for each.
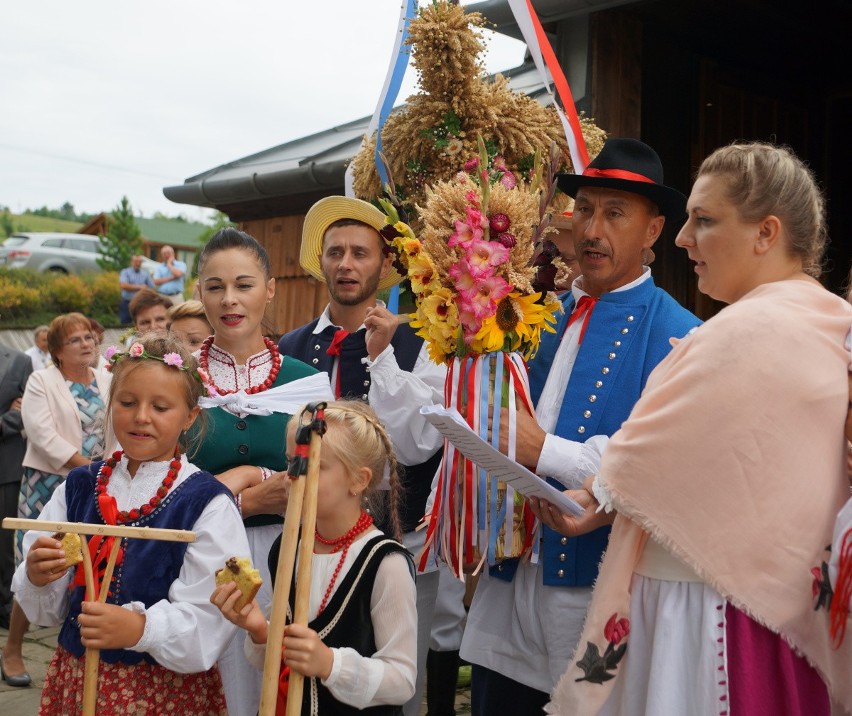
[420,404,584,516]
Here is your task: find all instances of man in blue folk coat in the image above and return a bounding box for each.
[461,138,701,715]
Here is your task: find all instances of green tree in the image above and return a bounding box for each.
[0,210,14,239]
[97,196,143,271]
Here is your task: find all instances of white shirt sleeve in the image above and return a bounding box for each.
[365,343,446,465]
[322,550,417,708]
[535,433,609,489]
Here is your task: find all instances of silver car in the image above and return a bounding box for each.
[0,233,158,274]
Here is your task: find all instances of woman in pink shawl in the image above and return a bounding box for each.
[533,142,852,715]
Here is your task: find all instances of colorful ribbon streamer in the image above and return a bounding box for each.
[506,0,590,173]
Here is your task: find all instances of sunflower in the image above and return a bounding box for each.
[471,291,561,358]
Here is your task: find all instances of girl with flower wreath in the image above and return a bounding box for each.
[189,228,332,716]
[11,335,250,715]
[211,400,417,716]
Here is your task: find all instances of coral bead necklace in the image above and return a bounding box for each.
[199,336,281,395]
[96,448,182,522]
[314,510,374,615]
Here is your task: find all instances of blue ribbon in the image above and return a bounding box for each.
[374,0,417,189]
[487,354,505,564]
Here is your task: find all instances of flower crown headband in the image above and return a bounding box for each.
[104,343,210,386]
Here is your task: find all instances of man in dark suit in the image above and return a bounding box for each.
[0,346,32,630]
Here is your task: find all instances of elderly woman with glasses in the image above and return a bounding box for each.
[1,312,114,687]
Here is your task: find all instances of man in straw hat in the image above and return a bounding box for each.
[277,195,446,715]
[460,138,701,715]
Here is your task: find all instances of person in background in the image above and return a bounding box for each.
[277,196,446,716]
[549,212,581,290]
[0,346,32,635]
[1,312,113,687]
[128,288,171,341]
[24,325,50,371]
[153,245,187,306]
[88,317,107,370]
[543,142,852,715]
[167,300,213,352]
[118,254,155,324]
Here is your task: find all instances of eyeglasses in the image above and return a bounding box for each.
[64,333,97,347]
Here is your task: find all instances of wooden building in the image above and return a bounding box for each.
[164,0,851,333]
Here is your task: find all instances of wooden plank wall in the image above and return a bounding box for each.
[240,215,330,339]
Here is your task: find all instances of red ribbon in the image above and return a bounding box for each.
[583,167,656,184]
[326,329,350,398]
[565,296,599,344]
[71,492,124,598]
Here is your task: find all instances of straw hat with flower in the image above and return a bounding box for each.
[300,196,403,291]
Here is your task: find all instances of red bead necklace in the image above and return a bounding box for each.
[314,510,374,615]
[96,448,182,522]
[199,336,281,395]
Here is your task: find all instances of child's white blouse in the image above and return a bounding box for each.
[11,455,250,674]
[243,530,417,709]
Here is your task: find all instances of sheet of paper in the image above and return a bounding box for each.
[420,404,584,516]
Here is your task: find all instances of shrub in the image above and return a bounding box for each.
[0,277,42,319]
[87,271,120,316]
[46,274,93,314]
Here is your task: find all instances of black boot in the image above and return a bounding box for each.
[426,648,461,716]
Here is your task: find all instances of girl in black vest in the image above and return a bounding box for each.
[211,400,417,715]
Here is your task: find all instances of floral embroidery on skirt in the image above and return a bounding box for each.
[39,647,227,716]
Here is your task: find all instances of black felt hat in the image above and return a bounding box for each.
[556,138,686,220]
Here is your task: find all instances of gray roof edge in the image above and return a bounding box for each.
[163,159,346,208]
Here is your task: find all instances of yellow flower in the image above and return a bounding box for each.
[394,221,417,240]
[408,251,440,295]
[411,287,459,364]
[399,236,422,257]
[471,291,560,359]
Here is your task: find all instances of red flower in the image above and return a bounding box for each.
[604,613,630,645]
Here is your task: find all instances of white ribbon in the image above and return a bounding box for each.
[198,373,334,417]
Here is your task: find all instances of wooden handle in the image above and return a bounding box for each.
[285,430,322,714]
[2,518,195,542]
[80,532,99,716]
[258,475,306,715]
[98,539,123,604]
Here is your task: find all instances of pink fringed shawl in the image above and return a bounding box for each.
[547,280,852,715]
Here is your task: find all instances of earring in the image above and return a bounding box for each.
[350,488,359,497]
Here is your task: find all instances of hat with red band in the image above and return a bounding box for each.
[556,137,686,221]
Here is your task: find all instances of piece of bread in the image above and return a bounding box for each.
[215,557,262,611]
[52,532,83,569]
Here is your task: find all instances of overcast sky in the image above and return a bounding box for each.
[1,1,526,223]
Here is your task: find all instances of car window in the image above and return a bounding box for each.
[68,238,98,253]
[2,236,28,247]
[41,239,64,248]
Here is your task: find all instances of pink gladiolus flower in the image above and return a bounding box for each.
[129,343,144,358]
[104,345,119,361]
[448,262,478,293]
[447,219,483,248]
[162,352,183,368]
[465,190,480,205]
[465,238,510,277]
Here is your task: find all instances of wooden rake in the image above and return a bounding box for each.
[3,517,195,716]
[259,401,327,716]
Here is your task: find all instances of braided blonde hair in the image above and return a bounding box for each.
[288,400,404,540]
